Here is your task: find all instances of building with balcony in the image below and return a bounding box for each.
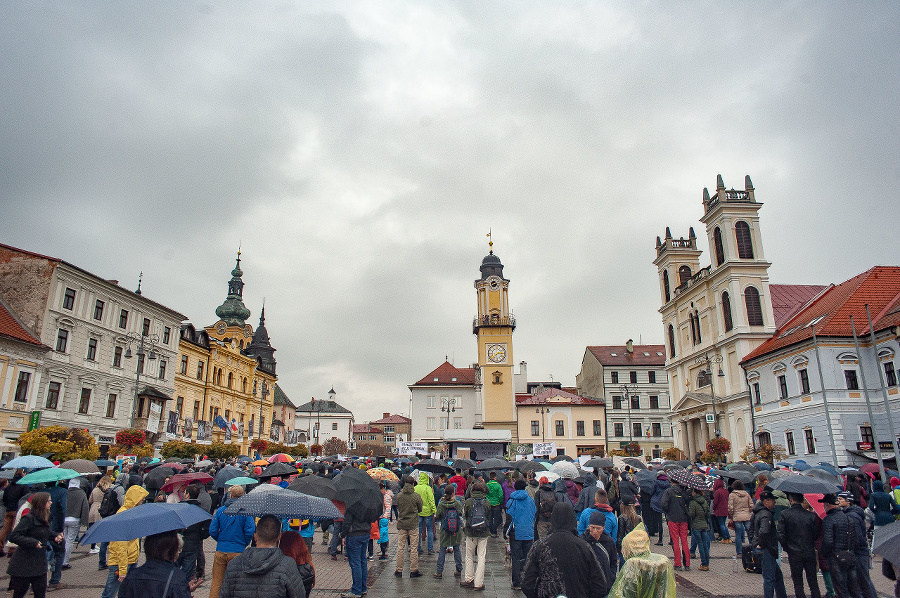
[351,423,384,452]
[576,342,672,459]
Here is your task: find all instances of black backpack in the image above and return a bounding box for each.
[468,498,488,531]
[538,490,556,520]
[98,487,121,518]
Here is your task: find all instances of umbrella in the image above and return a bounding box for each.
[94,459,117,467]
[513,460,547,474]
[413,459,454,475]
[583,458,613,469]
[323,455,343,463]
[549,461,579,479]
[250,483,283,493]
[2,455,54,470]
[713,469,756,485]
[237,456,253,463]
[333,467,382,522]
[267,453,293,463]
[224,477,258,487]
[477,458,511,471]
[144,466,176,490]
[366,467,399,482]
[768,469,794,480]
[137,456,154,464]
[180,459,195,464]
[635,469,658,493]
[213,465,246,488]
[160,472,214,493]
[803,468,842,487]
[753,462,773,471]
[662,463,686,472]
[225,488,341,520]
[769,474,841,495]
[448,458,476,471]
[0,470,16,480]
[776,462,793,468]
[667,470,692,487]
[685,474,712,492]
[536,471,560,484]
[815,463,840,476]
[859,463,894,477]
[59,459,101,475]
[195,460,213,468]
[805,493,826,519]
[165,457,182,463]
[252,459,270,466]
[259,462,298,479]
[288,475,337,499]
[793,462,811,471]
[841,468,862,476]
[727,463,759,474]
[551,455,575,463]
[623,458,647,470]
[17,468,81,485]
[873,520,900,567]
[80,502,212,545]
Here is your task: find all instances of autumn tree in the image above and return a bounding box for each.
[322,437,348,456]
[16,426,99,462]
[161,440,197,460]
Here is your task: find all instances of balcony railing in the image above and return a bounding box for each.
[473,314,517,333]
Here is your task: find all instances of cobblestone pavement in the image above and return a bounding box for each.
[2,518,893,597]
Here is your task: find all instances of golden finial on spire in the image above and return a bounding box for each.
[237,241,241,258]
[487,229,493,252]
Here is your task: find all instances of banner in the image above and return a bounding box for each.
[270,424,280,442]
[237,421,244,443]
[224,424,232,442]
[398,441,428,455]
[28,411,41,431]
[182,418,194,442]
[146,402,162,434]
[533,442,555,456]
[165,411,179,440]
[196,420,211,445]
[248,417,254,439]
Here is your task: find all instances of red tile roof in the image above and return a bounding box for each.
[412,361,476,386]
[515,387,604,406]
[0,297,45,347]
[352,424,383,434]
[743,266,900,363]
[586,345,665,367]
[769,284,829,328]
[370,414,412,425]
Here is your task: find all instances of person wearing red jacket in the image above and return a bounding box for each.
[712,479,732,543]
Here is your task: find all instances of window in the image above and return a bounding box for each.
[631,395,640,410]
[735,222,754,259]
[753,382,761,405]
[94,299,104,320]
[197,361,204,380]
[86,338,98,361]
[650,395,659,409]
[668,325,676,358]
[216,369,223,386]
[860,426,874,444]
[690,312,701,345]
[593,420,602,436]
[137,353,145,375]
[176,396,184,418]
[163,327,171,344]
[78,388,91,414]
[531,421,540,436]
[63,287,76,310]
[142,318,151,335]
[614,423,624,437]
[778,375,788,400]
[383,425,394,433]
[106,394,116,418]
[119,309,129,329]
[610,371,618,384]
[758,431,772,446]
[180,355,188,374]
[332,422,338,431]
[663,270,670,302]
[722,291,734,332]
[113,346,123,367]
[785,431,795,455]
[629,371,637,384]
[713,227,725,266]
[652,422,662,437]
[56,329,68,352]
[225,409,230,421]
[845,370,859,390]
[555,421,564,436]
[799,368,810,394]
[13,372,30,403]
[884,362,897,387]
[427,417,436,430]
[648,371,656,384]
[633,422,643,437]
[745,287,764,326]
[576,421,585,436]
[678,265,692,286]
[613,395,623,410]
[453,417,462,429]
[193,401,200,421]
[158,360,166,380]
[453,395,462,408]
[804,429,816,453]
[427,396,436,408]
[227,372,233,388]
[46,381,61,409]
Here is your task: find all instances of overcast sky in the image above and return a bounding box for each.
[2,2,898,423]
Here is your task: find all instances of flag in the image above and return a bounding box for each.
[230,419,239,433]
[213,415,228,430]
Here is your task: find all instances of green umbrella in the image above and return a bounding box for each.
[17,468,81,485]
[225,477,259,486]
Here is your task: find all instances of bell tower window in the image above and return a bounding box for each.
[744,286,764,326]
[735,222,754,259]
[663,271,670,302]
[667,324,676,358]
[713,227,725,266]
[722,291,733,332]
[678,266,691,286]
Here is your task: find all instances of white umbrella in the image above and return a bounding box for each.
[250,483,282,494]
[550,461,579,479]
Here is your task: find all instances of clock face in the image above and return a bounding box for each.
[215,322,226,334]
[487,275,502,291]
[487,343,507,363]
[243,325,251,338]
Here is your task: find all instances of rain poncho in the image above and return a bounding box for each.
[609,523,676,598]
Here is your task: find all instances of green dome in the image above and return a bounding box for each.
[215,253,251,326]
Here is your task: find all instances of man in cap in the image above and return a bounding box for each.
[838,491,877,598]
[751,490,787,598]
[820,493,860,598]
[777,492,822,598]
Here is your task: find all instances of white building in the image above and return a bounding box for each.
[293,388,355,449]
[409,361,480,444]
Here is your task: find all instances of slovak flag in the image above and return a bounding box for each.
[230,419,239,433]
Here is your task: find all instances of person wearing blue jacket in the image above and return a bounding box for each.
[506,480,537,591]
[577,487,618,540]
[209,486,256,598]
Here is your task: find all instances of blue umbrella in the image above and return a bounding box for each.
[94,459,116,467]
[224,488,341,520]
[2,455,54,470]
[776,462,793,467]
[816,463,841,476]
[237,456,253,463]
[80,502,211,545]
[213,465,246,488]
[793,462,811,471]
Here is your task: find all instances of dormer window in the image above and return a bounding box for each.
[433,377,439,382]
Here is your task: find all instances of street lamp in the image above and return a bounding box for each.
[124,331,159,429]
[441,397,456,432]
[620,384,635,447]
[696,353,725,438]
[535,406,549,443]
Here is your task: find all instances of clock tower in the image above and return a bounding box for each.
[474,240,517,440]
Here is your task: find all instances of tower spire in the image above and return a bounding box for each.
[215,250,252,326]
[135,271,143,295]
[487,229,493,254]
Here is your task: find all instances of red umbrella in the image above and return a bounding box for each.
[161,472,213,493]
[860,463,882,476]
[267,453,293,463]
[804,493,826,519]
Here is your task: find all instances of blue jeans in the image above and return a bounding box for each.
[177,548,199,578]
[100,565,120,598]
[760,549,788,598]
[691,529,710,566]
[715,515,731,540]
[418,515,434,552]
[734,521,747,555]
[346,535,368,596]
[48,540,64,585]
[510,539,533,587]
[437,543,462,574]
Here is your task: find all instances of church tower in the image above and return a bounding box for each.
[474,238,517,440]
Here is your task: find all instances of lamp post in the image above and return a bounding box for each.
[441,397,456,432]
[535,406,549,444]
[124,331,159,429]
[696,353,725,438]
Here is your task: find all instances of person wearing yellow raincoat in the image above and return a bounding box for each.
[102,485,148,598]
[610,522,676,598]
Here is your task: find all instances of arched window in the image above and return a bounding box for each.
[735,222,754,259]
[713,227,725,266]
[668,324,676,358]
[694,311,702,343]
[242,378,247,393]
[745,286,764,326]
[663,271,670,302]
[678,265,692,286]
[227,372,233,389]
[689,315,697,345]
[722,291,733,332]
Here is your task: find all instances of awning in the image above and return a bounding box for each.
[443,429,512,443]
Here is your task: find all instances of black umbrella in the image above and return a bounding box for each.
[551,455,575,463]
[803,468,842,487]
[213,465,246,488]
[873,520,900,567]
[259,462,298,479]
[684,474,712,492]
[164,458,182,463]
[448,458,476,471]
[712,469,756,485]
[477,458,511,471]
[323,455,342,463]
[137,456,154,464]
[635,469,658,493]
[513,460,547,474]
[768,474,840,495]
[727,463,759,474]
[584,457,614,469]
[623,458,647,470]
[288,475,337,500]
[333,467,382,523]
[143,466,176,490]
[180,459,195,465]
[224,488,341,520]
[414,459,454,474]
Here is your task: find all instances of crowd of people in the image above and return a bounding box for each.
[0,454,896,598]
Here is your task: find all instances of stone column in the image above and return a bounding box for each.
[680,420,689,457]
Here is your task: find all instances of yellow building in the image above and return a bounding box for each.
[516,388,607,457]
[173,254,277,455]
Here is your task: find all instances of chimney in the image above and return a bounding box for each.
[626,339,634,353]
[383,413,390,419]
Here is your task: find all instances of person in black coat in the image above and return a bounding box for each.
[119,530,200,598]
[580,509,616,591]
[522,502,607,598]
[777,493,822,598]
[7,492,60,598]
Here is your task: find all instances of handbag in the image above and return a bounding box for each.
[834,511,856,568]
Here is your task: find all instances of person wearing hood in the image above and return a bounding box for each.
[728,479,754,557]
[869,479,900,527]
[574,473,601,517]
[209,485,256,598]
[525,474,539,499]
[580,510,616,585]
[433,485,464,579]
[577,487,617,538]
[395,475,423,578]
[687,488,711,571]
[660,479,691,571]
[521,502,607,598]
[220,514,305,598]
[553,478,570,506]
[609,523,676,598]
[648,473,669,546]
[564,477,580,506]
[102,485,148,598]
[533,477,558,539]
[62,478,88,569]
[414,472,436,554]
[618,474,639,509]
[461,481,491,591]
[506,479,537,590]
[712,478,732,543]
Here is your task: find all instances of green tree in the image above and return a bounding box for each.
[294,444,309,458]
[205,441,240,460]
[161,440,197,459]
[16,426,100,462]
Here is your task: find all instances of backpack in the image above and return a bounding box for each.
[538,490,556,520]
[443,502,461,534]
[98,487,121,518]
[468,498,488,531]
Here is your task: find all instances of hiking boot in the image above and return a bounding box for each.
[394,570,403,577]
[474,586,485,591]
[699,565,709,571]
[409,570,422,578]
[433,572,443,579]
[460,580,474,588]
[454,570,462,577]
